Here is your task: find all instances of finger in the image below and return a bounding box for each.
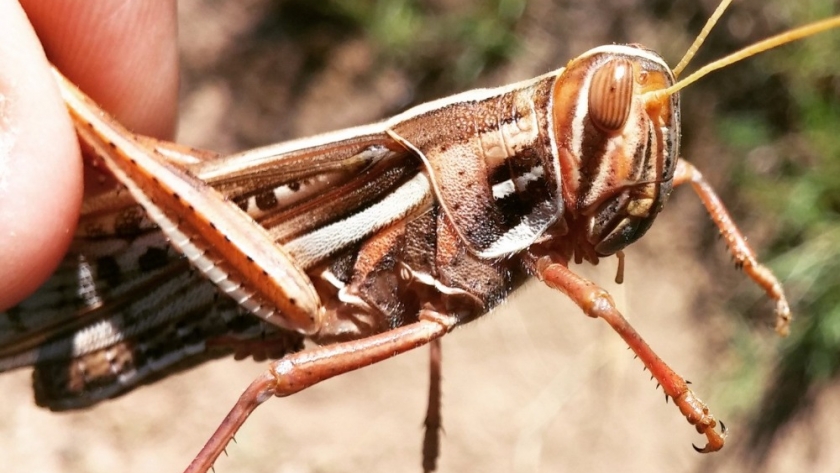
[0,0,179,311]
[0,0,83,310]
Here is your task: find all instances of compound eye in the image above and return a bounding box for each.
[588,57,634,132]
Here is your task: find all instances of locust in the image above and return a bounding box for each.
[1,1,838,471]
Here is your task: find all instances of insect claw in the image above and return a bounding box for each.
[686,380,692,385]
[775,301,792,337]
[665,394,669,404]
[692,420,727,453]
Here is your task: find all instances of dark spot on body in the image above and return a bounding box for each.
[138,246,170,272]
[255,191,278,210]
[4,306,27,333]
[96,256,122,287]
[234,197,249,211]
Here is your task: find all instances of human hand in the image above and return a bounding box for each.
[0,0,179,310]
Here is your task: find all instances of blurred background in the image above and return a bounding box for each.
[2,0,839,472]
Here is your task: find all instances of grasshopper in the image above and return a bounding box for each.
[1,1,838,471]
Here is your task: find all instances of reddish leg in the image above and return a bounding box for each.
[185,312,457,473]
[423,339,443,473]
[532,256,726,453]
[674,158,791,336]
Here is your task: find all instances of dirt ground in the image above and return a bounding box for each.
[3,1,838,472]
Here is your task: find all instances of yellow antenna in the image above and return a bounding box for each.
[673,0,733,77]
[649,15,840,101]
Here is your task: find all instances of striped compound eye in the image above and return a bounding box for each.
[587,57,634,132]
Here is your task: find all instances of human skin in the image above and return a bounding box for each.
[0,0,179,311]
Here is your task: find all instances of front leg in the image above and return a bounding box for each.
[530,255,726,453]
[673,158,791,335]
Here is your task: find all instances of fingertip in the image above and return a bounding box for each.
[0,1,180,310]
[0,0,83,310]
